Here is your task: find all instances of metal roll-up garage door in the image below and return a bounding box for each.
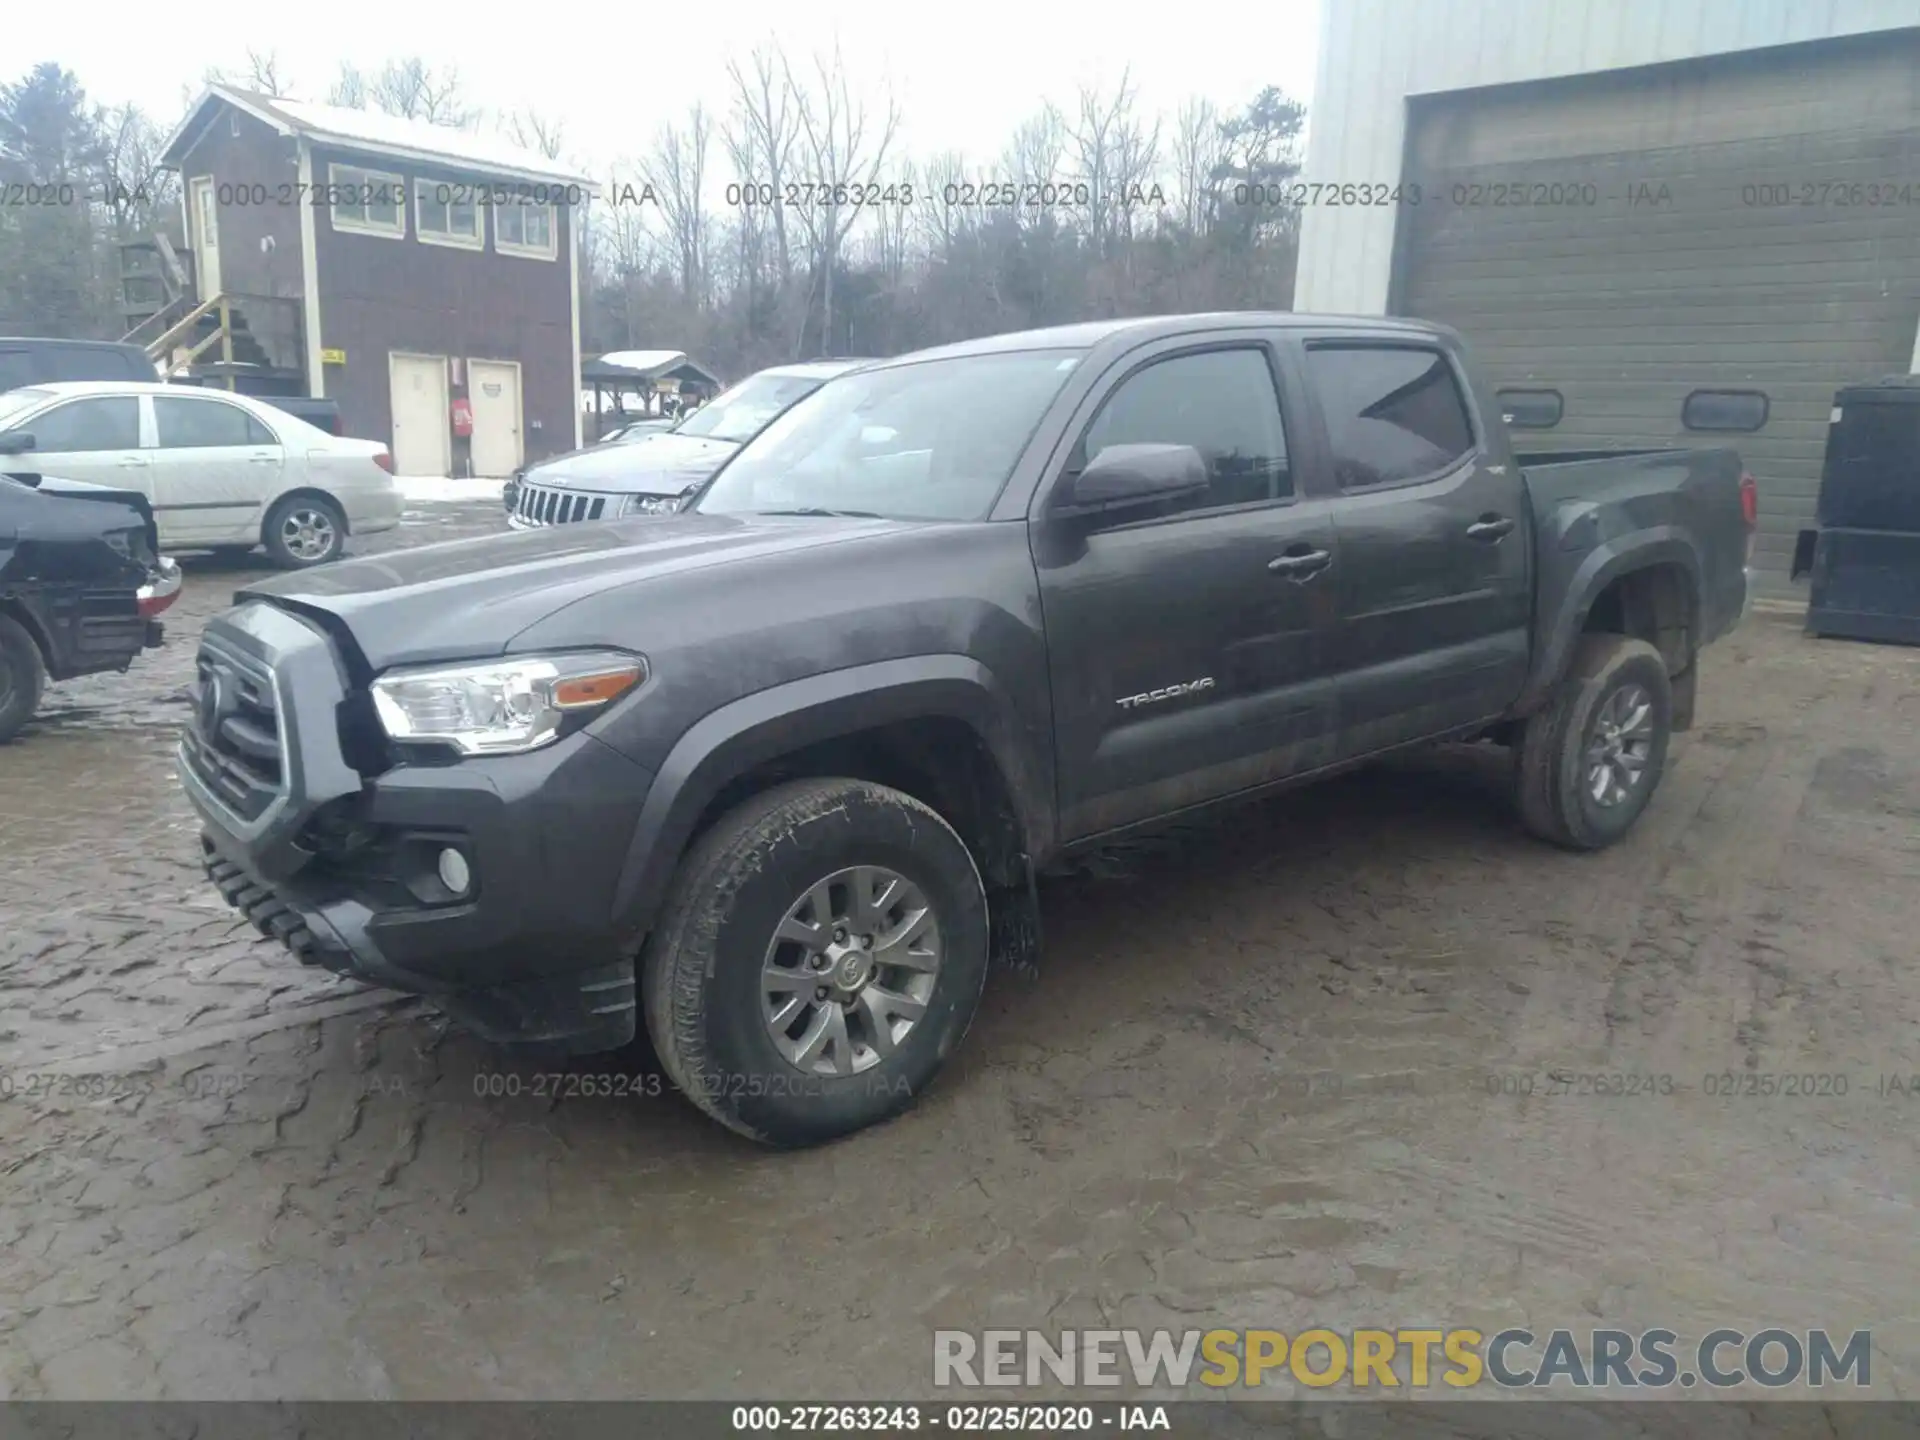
[1393,30,1920,595]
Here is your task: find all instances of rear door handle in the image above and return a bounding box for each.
[1467,515,1515,541]
[117,457,148,468]
[1268,546,1333,580]
[247,454,279,464]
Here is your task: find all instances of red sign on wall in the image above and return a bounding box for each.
[450,396,474,437]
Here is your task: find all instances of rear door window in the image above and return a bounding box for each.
[155,396,276,448]
[1306,345,1477,489]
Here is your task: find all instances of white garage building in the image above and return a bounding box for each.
[1296,0,1920,594]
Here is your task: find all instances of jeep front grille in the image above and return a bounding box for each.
[513,481,608,526]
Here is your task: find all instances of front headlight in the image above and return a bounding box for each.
[370,650,647,756]
[622,493,683,517]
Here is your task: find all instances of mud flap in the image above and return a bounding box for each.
[987,853,1042,978]
[1671,660,1698,733]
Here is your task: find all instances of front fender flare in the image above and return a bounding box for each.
[608,654,1050,941]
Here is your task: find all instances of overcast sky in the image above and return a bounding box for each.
[13,0,1321,179]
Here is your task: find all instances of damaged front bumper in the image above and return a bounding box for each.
[178,601,656,1056]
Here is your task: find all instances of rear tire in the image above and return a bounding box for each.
[0,614,45,744]
[1516,635,1673,851]
[642,778,990,1147]
[263,495,346,568]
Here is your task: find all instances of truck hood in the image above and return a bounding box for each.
[236,511,915,670]
[524,432,739,495]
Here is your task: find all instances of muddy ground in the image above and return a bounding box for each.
[1,504,1917,1403]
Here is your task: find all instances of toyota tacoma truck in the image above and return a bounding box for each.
[179,315,1755,1147]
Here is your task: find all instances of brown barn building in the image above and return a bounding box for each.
[159,86,593,476]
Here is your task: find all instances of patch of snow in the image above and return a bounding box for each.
[395,474,506,503]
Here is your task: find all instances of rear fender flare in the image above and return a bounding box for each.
[609,654,1050,940]
[1519,529,1701,713]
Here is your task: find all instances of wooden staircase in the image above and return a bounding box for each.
[118,234,305,397]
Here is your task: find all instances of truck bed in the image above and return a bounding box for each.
[1520,445,1752,661]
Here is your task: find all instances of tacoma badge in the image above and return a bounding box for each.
[1117,678,1216,710]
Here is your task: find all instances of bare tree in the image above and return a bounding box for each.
[784,45,901,354]
[720,112,767,313]
[325,63,367,110]
[97,104,175,241]
[642,105,711,310]
[727,44,801,286]
[1172,96,1223,234]
[504,109,566,160]
[1002,105,1065,233]
[916,150,968,261]
[206,48,294,98]
[872,158,915,286]
[1069,73,1157,257]
[332,57,474,127]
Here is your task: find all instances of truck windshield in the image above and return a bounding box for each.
[696,350,1085,522]
[673,373,824,445]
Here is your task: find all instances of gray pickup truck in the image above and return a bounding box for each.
[179,314,1754,1147]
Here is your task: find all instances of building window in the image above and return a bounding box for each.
[496,197,556,259]
[1305,344,1477,490]
[1496,388,1563,429]
[415,180,482,249]
[329,163,406,238]
[1683,390,1768,432]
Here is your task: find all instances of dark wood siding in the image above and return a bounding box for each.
[174,109,304,303]
[1395,31,1920,595]
[310,143,576,473]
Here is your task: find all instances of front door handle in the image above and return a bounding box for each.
[1467,515,1515,541]
[117,457,148,468]
[1268,546,1333,580]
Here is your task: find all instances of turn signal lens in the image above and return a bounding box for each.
[552,667,643,709]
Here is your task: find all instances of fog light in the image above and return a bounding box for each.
[437,847,472,896]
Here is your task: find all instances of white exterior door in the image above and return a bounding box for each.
[189,176,221,299]
[467,360,523,477]
[389,353,450,477]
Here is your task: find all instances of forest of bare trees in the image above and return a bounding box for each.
[0,46,1306,378]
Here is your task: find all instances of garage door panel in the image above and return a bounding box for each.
[1398,38,1920,597]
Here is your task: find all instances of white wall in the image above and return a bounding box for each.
[1295,0,1920,315]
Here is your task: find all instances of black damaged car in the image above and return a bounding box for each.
[0,470,182,742]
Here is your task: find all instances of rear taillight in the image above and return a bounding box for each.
[373,450,393,474]
[1739,472,1758,566]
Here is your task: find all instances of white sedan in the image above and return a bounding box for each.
[0,381,401,568]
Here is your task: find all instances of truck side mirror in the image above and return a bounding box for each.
[0,431,37,457]
[1054,442,1208,517]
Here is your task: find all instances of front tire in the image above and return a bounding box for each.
[0,614,45,744]
[642,778,990,1147]
[1516,635,1673,851]
[263,495,346,568]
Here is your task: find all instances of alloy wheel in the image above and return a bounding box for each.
[761,865,943,1076]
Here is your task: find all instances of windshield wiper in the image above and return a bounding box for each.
[756,506,886,519]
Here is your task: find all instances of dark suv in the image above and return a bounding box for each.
[0,338,159,391]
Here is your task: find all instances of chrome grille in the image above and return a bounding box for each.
[513,481,609,526]
[182,642,284,820]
